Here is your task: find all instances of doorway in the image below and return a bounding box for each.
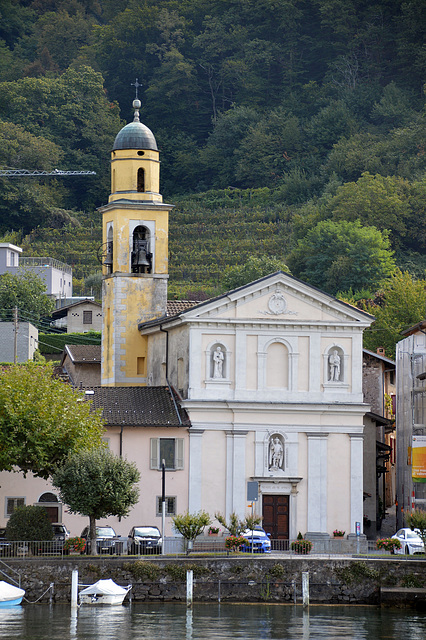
[262,495,289,540]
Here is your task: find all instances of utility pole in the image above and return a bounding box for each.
[13,306,18,364]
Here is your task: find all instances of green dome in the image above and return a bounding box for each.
[112,121,158,152]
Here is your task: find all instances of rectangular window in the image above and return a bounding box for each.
[6,497,25,517]
[156,496,177,516]
[83,311,93,324]
[150,438,184,471]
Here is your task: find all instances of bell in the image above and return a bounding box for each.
[104,246,113,267]
[135,251,150,268]
[132,239,151,269]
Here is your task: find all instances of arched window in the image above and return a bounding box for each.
[38,492,58,503]
[131,225,152,273]
[137,168,145,192]
[266,341,289,389]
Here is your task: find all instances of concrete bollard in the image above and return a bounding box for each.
[302,571,309,608]
[186,569,193,608]
[71,569,78,608]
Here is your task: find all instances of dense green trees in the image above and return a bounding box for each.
[0,0,424,306]
[362,271,426,358]
[0,270,55,323]
[288,219,396,296]
[222,256,290,291]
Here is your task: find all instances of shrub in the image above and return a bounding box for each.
[291,539,313,554]
[225,535,248,551]
[64,537,86,553]
[5,506,53,541]
[376,537,401,552]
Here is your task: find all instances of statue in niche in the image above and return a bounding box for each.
[212,346,225,378]
[329,349,341,381]
[269,436,284,471]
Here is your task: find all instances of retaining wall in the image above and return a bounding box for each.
[2,556,425,607]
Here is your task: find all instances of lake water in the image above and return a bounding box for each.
[0,603,425,640]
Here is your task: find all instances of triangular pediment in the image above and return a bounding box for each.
[180,272,373,326]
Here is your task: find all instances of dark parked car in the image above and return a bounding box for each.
[81,525,119,554]
[128,526,162,555]
[51,523,70,553]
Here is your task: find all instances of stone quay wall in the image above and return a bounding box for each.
[3,556,425,606]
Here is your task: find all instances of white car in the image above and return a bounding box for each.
[392,528,425,555]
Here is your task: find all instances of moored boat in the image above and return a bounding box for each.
[79,579,131,605]
[0,581,25,607]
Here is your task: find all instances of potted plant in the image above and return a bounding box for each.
[376,537,402,553]
[291,532,313,554]
[208,526,220,536]
[64,537,86,554]
[225,535,248,552]
[333,529,345,538]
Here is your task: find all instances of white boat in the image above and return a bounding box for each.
[79,579,132,605]
[0,581,25,607]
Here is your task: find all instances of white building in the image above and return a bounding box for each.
[0,322,38,363]
[0,243,73,300]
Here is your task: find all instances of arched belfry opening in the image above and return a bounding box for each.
[105,226,113,274]
[131,225,152,273]
[137,167,145,193]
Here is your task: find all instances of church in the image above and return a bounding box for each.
[0,97,374,541]
[95,96,374,541]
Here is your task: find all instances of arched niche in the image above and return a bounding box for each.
[324,345,347,385]
[266,340,289,389]
[210,342,226,379]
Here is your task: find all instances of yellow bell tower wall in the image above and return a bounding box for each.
[99,101,172,386]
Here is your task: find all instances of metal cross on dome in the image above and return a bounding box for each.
[131,78,141,100]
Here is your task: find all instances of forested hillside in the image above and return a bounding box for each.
[0,0,425,318]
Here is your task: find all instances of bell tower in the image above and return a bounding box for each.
[99,93,173,386]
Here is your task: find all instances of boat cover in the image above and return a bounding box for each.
[79,579,129,596]
[0,581,25,600]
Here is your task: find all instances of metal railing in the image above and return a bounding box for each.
[0,538,423,559]
[20,256,73,274]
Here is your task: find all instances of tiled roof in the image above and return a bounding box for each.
[65,345,101,363]
[166,300,202,316]
[88,386,189,427]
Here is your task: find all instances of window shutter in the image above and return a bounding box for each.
[150,438,159,469]
[175,438,184,469]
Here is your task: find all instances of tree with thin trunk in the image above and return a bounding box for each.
[52,448,140,555]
